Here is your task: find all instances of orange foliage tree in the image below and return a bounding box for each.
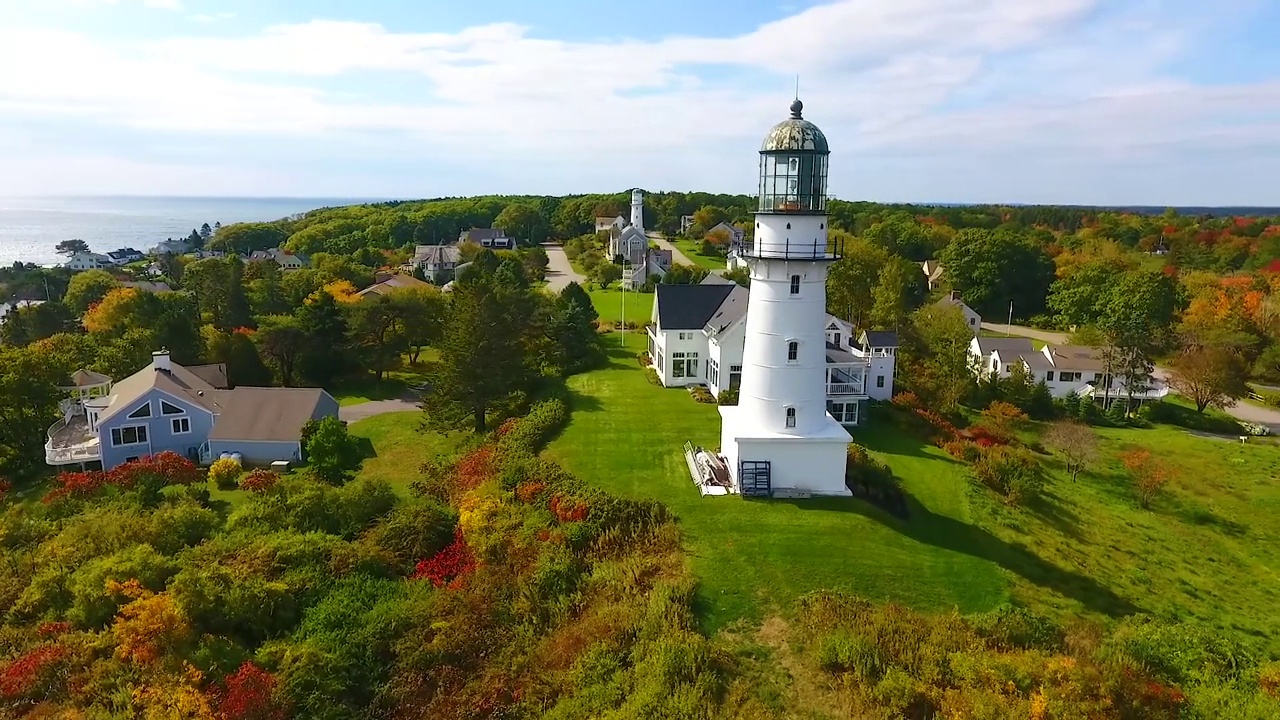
[1119,448,1172,509]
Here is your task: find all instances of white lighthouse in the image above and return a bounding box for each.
[630,189,644,233]
[718,98,852,497]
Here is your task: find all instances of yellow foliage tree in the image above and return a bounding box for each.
[108,579,192,666]
[308,280,359,304]
[82,287,142,334]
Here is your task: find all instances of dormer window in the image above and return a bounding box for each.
[789,275,800,295]
[787,341,799,363]
[785,407,796,428]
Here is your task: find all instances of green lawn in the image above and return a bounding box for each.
[588,287,654,326]
[348,411,464,497]
[330,354,436,406]
[548,334,1280,649]
[667,237,728,270]
[546,334,1007,630]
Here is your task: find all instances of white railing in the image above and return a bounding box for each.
[826,383,864,397]
[45,441,100,465]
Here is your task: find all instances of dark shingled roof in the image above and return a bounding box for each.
[655,284,736,330]
[974,337,1034,355]
[208,387,332,442]
[862,330,898,348]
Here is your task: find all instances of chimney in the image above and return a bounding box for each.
[949,290,962,302]
[152,349,171,373]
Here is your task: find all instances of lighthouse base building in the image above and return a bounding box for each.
[719,407,852,496]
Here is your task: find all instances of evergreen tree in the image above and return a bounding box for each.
[225,255,252,329]
[347,295,408,381]
[1061,390,1082,418]
[199,223,213,241]
[542,282,604,374]
[0,346,63,484]
[296,290,349,386]
[421,262,535,433]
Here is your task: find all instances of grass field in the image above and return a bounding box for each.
[330,353,436,406]
[588,287,654,325]
[548,332,1280,649]
[348,411,464,497]
[667,237,728,270]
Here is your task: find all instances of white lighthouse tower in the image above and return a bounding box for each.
[630,189,644,233]
[718,98,851,497]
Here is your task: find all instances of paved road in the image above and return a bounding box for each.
[543,242,588,291]
[647,232,699,268]
[984,322,1280,431]
[980,322,1069,345]
[340,398,420,423]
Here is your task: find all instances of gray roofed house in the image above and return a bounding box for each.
[1046,345,1107,372]
[412,244,462,275]
[458,228,515,249]
[46,350,337,470]
[860,330,898,349]
[973,336,1034,355]
[654,283,737,330]
[355,273,432,299]
[703,285,749,334]
[248,247,310,271]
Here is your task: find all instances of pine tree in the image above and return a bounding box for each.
[296,290,349,386]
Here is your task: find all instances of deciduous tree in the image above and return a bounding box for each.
[1043,421,1098,482]
[1169,345,1249,413]
[64,269,120,315]
[55,239,90,257]
[304,417,363,485]
[939,228,1055,319]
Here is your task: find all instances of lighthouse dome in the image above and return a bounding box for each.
[760,99,828,154]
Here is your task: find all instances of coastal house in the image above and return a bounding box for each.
[968,339,1169,401]
[409,244,462,278]
[595,216,627,234]
[706,221,746,245]
[968,336,1035,379]
[921,260,945,291]
[458,228,515,249]
[150,239,190,256]
[106,248,145,265]
[46,350,338,470]
[120,280,173,294]
[936,290,981,335]
[0,299,45,325]
[65,252,111,271]
[248,247,309,271]
[680,215,696,234]
[646,279,896,427]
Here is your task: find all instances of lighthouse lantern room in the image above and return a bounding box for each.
[718,98,852,497]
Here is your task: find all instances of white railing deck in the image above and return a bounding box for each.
[45,416,101,465]
[826,383,864,397]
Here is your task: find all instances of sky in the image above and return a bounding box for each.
[1,0,1279,205]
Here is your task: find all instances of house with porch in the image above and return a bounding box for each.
[66,252,111,271]
[921,260,945,291]
[459,228,515,249]
[248,247,309,271]
[968,338,1169,401]
[46,351,338,470]
[408,244,462,278]
[647,278,896,427]
[355,272,432,299]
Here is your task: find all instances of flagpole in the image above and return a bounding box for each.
[1007,300,1013,335]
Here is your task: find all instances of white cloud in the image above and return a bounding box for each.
[1,0,1278,202]
[188,12,235,23]
[67,0,183,9]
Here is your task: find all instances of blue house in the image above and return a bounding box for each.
[47,350,339,470]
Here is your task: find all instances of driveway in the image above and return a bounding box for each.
[340,398,420,423]
[985,322,1280,431]
[647,232,699,268]
[543,242,588,291]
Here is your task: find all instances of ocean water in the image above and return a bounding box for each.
[0,196,380,267]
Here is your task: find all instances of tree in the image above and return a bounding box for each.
[723,266,750,288]
[421,262,536,433]
[862,214,935,261]
[254,315,308,386]
[826,235,890,330]
[1120,448,1172,509]
[0,302,74,346]
[1043,421,1098,482]
[295,289,349,386]
[662,264,710,285]
[199,223,213,242]
[592,261,623,289]
[1047,259,1126,328]
[541,281,604,374]
[897,305,974,412]
[202,326,271,386]
[83,287,152,335]
[391,287,446,364]
[869,257,923,329]
[939,228,1055,319]
[1097,270,1179,409]
[1169,345,1249,413]
[522,246,549,281]
[304,416,363,485]
[184,256,251,330]
[208,222,288,255]
[493,202,549,245]
[0,346,63,484]
[64,269,120,315]
[347,295,408,381]
[55,239,90,257]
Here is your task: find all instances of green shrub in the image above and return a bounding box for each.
[845,444,899,496]
[366,501,457,572]
[816,631,884,681]
[147,500,221,554]
[968,604,1062,651]
[1101,616,1259,686]
[644,367,661,386]
[500,398,569,455]
[716,388,739,406]
[971,446,1043,504]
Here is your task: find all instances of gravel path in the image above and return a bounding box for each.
[648,232,699,268]
[339,398,420,423]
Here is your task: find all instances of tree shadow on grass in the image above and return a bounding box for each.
[775,492,1140,618]
[353,436,378,461]
[566,388,605,413]
[1025,489,1084,541]
[1170,500,1249,538]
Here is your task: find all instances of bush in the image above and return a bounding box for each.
[367,501,457,572]
[971,446,1043,504]
[644,367,661,386]
[816,631,884,680]
[716,388,739,406]
[499,399,568,454]
[969,604,1063,651]
[239,469,280,493]
[942,440,983,463]
[845,445,900,498]
[208,458,242,491]
[690,386,715,404]
[637,352,651,367]
[304,416,363,485]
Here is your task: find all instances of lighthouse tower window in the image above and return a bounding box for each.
[785,407,796,428]
[787,341,798,363]
[789,275,800,294]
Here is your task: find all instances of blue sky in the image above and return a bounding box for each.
[1,0,1279,205]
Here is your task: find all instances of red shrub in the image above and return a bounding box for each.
[210,661,287,720]
[454,446,496,493]
[550,494,589,523]
[0,479,10,503]
[941,440,982,463]
[43,451,201,503]
[495,418,520,438]
[515,481,547,504]
[0,645,67,698]
[36,622,71,638]
[891,392,922,410]
[412,528,476,588]
[239,469,280,494]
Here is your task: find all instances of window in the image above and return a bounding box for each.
[171,417,190,434]
[990,359,998,373]
[969,318,976,326]
[876,375,885,388]
[729,365,742,390]
[111,425,148,447]
[833,332,841,347]
[709,359,720,386]
[672,352,686,378]
[1093,373,1103,382]
[687,352,699,378]
[1046,371,1055,382]
[787,341,798,363]
[1059,371,1078,383]
[827,401,859,425]
[789,275,800,295]
[160,400,184,415]
[785,407,796,428]
[788,157,799,172]
[127,403,151,419]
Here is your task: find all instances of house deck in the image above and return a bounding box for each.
[47,415,100,464]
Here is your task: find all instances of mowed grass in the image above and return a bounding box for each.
[331,353,436,407]
[547,334,1008,630]
[588,287,654,326]
[348,411,464,497]
[667,237,728,270]
[549,334,1280,649]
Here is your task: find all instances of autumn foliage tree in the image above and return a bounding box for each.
[1120,448,1173,508]
[1168,345,1250,413]
[1043,421,1098,482]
